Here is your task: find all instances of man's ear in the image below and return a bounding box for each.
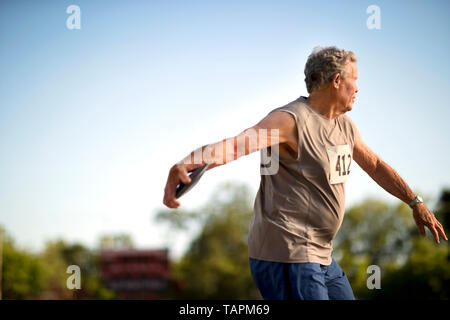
[332,73,341,89]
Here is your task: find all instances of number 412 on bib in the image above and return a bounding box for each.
[326,144,353,185]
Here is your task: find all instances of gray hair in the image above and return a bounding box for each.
[304,46,357,93]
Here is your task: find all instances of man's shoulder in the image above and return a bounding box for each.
[268,96,310,119]
[338,113,358,140]
[339,113,356,128]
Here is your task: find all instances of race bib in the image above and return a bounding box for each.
[326,144,352,185]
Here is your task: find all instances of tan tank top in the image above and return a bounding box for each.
[248,96,357,265]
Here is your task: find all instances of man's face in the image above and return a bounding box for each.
[337,62,359,112]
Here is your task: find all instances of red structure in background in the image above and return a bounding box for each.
[99,248,171,299]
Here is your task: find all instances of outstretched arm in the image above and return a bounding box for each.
[352,122,448,243]
[163,111,297,209]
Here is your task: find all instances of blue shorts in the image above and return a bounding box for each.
[249,257,355,300]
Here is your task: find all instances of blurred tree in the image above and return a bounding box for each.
[1,228,47,299]
[39,240,72,299]
[40,240,115,299]
[332,198,416,298]
[366,189,450,299]
[368,236,450,299]
[335,191,450,299]
[155,182,261,299]
[435,189,450,240]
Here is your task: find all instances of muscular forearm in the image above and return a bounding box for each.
[177,139,234,172]
[177,127,274,172]
[369,159,416,205]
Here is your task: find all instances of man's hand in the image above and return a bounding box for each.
[412,203,448,243]
[163,163,192,209]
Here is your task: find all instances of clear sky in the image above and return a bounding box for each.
[1,0,449,259]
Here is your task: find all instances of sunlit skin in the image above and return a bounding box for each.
[163,60,447,244]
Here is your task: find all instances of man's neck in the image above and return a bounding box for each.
[306,92,342,120]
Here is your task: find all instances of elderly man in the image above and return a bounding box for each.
[163,46,447,300]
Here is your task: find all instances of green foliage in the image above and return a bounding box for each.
[3,185,449,300]
[2,235,47,299]
[40,239,116,299]
[364,188,450,299]
[334,190,450,299]
[39,240,72,299]
[333,198,415,297]
[368,237,450,299]
[435,189,450,237]
[0,227,115,300]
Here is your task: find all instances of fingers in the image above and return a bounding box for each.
[163,187,179,209]
[428,215,448,243]
[435,221,448,241]
[182,175,192,185]
[162,164,193,209]
[413,208,448,243]
[164,177,182,208]
[174,163,192,184]
[429,224,440,244]
[416,221,448,243]
[441,229,448,241]
[163,193,180,208]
